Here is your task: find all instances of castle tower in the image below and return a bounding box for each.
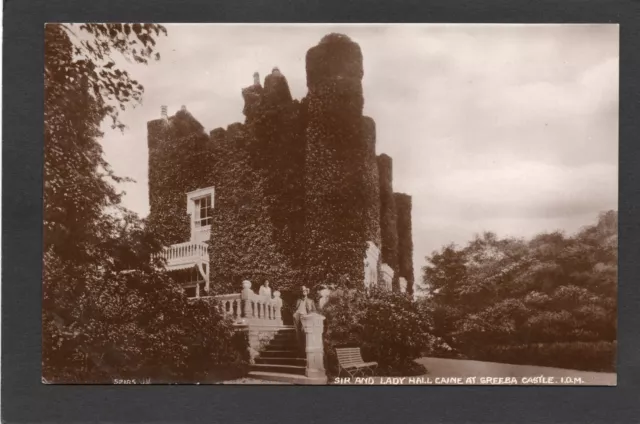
[394,193,414,295]
[262,66,293,106]
[242,72,263,121]
[378,154,399,290]
[303,33,381,289]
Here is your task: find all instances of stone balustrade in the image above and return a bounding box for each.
[210,280,327,383]
[213,280,283,327]
[213,293,243,319]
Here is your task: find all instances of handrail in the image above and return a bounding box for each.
[155,241,209,266]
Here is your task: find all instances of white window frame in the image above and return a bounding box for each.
[186,187,215,240]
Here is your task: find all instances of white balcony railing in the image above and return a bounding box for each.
[158,241,209,269]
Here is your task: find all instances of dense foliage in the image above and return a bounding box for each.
[322,287,441,376]
[43,24,248,383]
[395,193,415,294]
[420,211,617,372]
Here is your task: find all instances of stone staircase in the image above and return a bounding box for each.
[248,327,314,384]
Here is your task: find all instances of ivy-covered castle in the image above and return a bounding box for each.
[147,33,414,300]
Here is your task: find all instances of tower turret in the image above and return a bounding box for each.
[303,33,379,289]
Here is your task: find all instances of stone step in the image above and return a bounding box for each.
[266,341,300,350]
[250,364,307,376]
[255,357,307,366]
[268,337,298,344]
[259,349,305,359]
[272,332,297,340]
[248,371,327,385]
[275,326,295,331]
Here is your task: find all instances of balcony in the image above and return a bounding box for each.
[158,241,209,270]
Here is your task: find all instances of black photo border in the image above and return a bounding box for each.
[3,0,640,422]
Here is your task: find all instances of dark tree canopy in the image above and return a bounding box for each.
[43,24,247,383]
[420,211,617,372]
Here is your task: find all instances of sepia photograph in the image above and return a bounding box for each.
[42,23,618,385]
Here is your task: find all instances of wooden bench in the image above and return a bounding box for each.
[336,347,378,377]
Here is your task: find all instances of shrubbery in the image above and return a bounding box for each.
[43,248,249,384]
[322,287,441,376]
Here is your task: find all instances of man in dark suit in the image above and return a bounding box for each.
[293,286,317,347]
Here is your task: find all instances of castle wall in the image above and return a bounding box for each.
[147,110,212,245]
[394,193,415,295]
[206,69,304,296]
[206,121,295,295]
[247,70,306,279]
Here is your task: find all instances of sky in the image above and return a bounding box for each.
[99,24,619,285]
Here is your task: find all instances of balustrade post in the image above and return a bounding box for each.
[300,313,327,384]
[235,299,242,319]
[241,280,253,319]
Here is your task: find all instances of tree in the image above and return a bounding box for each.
[43,24,248,382]
[44,23,166,261]
[420,212,617,371]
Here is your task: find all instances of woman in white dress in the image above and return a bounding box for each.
[259,280,272,299]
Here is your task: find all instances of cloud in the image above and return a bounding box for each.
[426,161,617,219]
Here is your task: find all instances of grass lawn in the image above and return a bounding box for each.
[217,358,616,385]
[416,357,616,386]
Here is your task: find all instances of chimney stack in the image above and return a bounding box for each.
[253,72,260,86]
[161,105,168,119]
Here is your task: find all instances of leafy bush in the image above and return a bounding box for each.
[322,287,440,376]
[43,255,249,383]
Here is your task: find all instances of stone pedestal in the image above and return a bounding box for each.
[364,241,380,290]
[399,277,408,293]
[301,313,328,384]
